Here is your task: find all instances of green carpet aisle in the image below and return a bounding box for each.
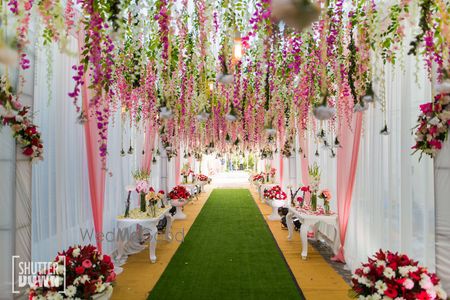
[148,189,304,300]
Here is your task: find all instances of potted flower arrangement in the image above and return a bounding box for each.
[318,189,332,214]
[351,250,447,300]
[29,244,116,300]
[265,185,287,221]
[251,173,265,186]
[168,185,191,220]
[308,163,321,211]
[180,163,194,184]
[145,188,165,217]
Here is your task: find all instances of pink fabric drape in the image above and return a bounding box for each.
[279,155,284,187]
[78,32,106,252]
[298,129,311,204]
[175,149,181,185]
[332,112,363,263]
[141,121,157,174]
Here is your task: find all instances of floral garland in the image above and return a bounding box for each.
[0,77,43,161]
[413,82,450,158]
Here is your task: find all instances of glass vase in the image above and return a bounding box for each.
[324,202,330,215]
[311,194,317,211]
[140,193,146,212]
[182,176,188,184]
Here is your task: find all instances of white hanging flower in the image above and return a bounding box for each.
[363,266,371,274]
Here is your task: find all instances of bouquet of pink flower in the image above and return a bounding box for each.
[29,244,115,299]
[351,250,446,300]
[135,180,148,194]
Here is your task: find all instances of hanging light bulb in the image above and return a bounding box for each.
[233,32,243,61]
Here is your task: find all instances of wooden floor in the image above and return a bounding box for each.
[112,186,350,300]
[249,188,351,300]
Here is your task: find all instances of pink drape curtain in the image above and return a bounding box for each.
[298,129,311,204]
[141,121,157,174]
[332,111,363,263]
[78,32,106,252]
[175,149,181,185]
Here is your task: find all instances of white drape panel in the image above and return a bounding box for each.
[31,39,146,262]
[293,57,435,272]
[345,59,435,271]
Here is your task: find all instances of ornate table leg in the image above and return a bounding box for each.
[286,212,294,240]
[149,227,158,263]
[116,228,125,261]
[165,214,173,241]
[300,222,309,260]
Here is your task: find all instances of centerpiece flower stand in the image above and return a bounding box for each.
[268,199,286,221]
[171,198,188,220]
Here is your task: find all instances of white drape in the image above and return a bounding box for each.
[31,38,151,262]
[299,56,435,272]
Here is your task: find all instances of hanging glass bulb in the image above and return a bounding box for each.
[128,145,134,155]
[232,32,243,61]
[152,157,157,164]
[330,149,336,158]
[315,150,319,157]
[120,149,126,157]
[380,123,390,135]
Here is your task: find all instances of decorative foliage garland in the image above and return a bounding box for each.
[1,0,450,161]
[0,77,43,161]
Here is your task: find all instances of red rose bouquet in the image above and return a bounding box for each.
[351,250,447,300]
[168,185,191,200]
[265,185,287,200]
[29,244,115,299]
[197,174,209,182]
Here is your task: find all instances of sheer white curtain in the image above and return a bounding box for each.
[31,37,148,262]
[345,58,435,271]
[294,57,435,272]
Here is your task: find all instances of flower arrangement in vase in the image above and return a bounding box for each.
[29,245,115,299]
[145,188,165,217]
[135,180,149,212]
[251,173,265,186]
[308,163,321,211]
[180,163,194,183]
[298,185,310,208]
[351,250,447,300]
[287,185,301,207]
[319,189,332,214]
